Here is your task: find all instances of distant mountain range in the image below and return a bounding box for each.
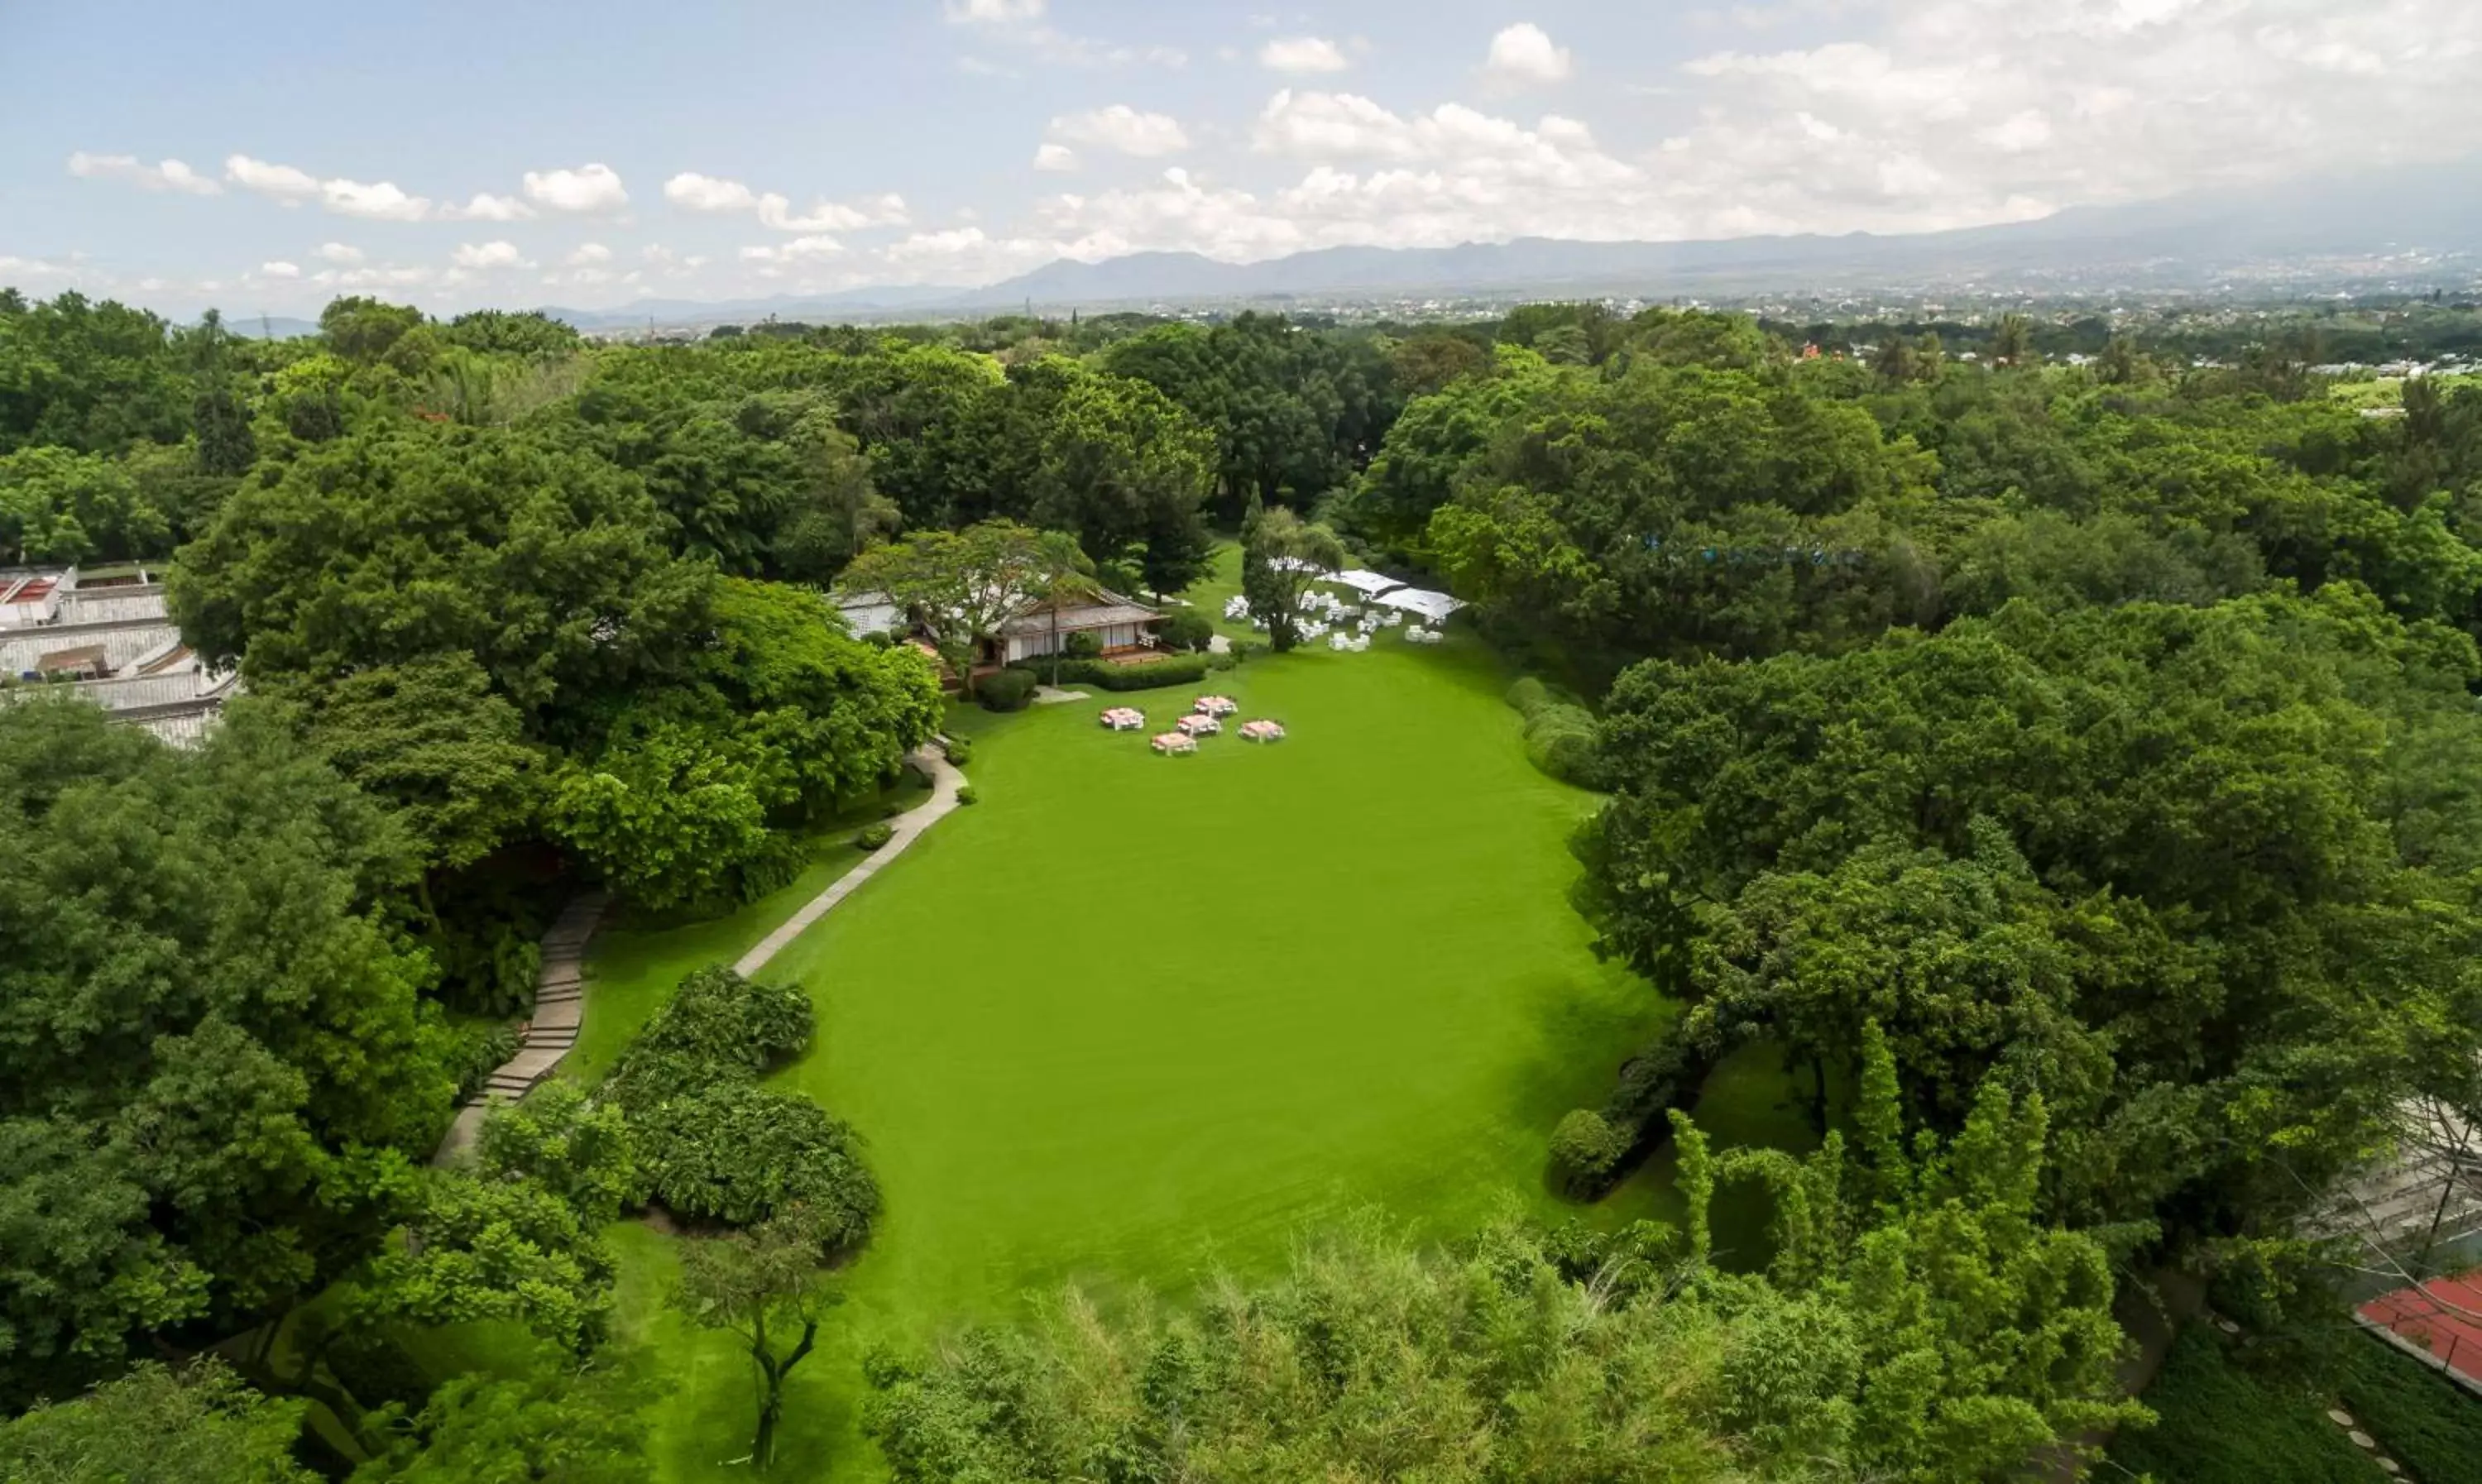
[234,157,2482,337]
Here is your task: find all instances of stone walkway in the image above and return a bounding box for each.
[432,889,611,1166]
[1031,685,1090,705]
[735,744,966,978]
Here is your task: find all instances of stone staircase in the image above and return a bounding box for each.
[432,889,608,1165]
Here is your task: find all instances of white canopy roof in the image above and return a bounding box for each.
[1328,568,1406,596]
[1265,556,1328,573]
[1373,587,1466,623]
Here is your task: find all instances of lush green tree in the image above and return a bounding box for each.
[438,309,583,358]
[1579,587,2482,1238]
[361,1169,616,1351]
[170,422,716,731]
[0,290,191,454]
[285,653,541,876]
[320,297,427,366]
[1239,504,1347,651]
[0,701,447,1401]
[1347,345,1565,545]
[1030,367,1215,593]
[473,1080,639,1227]
[840,519,1086,697]
[0,444,170,562]
[0,1359,315,1484]
[673,1209,845,1472]
[352,1360,654,1484]
[632,1084,878,1241]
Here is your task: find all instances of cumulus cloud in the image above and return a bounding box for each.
[1034,142,1080,172]
[565,242,613,266]
[943,0,1042,19]
[317,242,364,263]
[879,226,1060,281]
[323,179,432,221]
[740,235,846,265]
[441,192,534,222]
[1049,105,1191,157]
[664,172,909,231]
[451,240,533,270]
[1259,36,1350,74]
[945,0,1182,68]
[1483,22,1572,87]
[223,154,322,202]
[66,152,222,195]
[259,261,301,278]
[522,164,628,214]
[223,155,432,219]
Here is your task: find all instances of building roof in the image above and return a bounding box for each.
[34,644,108,674]
[999,589,1161,636]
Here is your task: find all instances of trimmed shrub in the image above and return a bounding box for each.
[632,1082,880,1246]
[942,736,973,765]
[1045,653,1215,692]
[1157,610,1216,652]
[1549,1109,1629,1194]
[979,668,1038,713]
[956,787,979,807]
[859,629,894,649]
[606,965,812,1113]
[1522,703,1604,788]
[856,822,895,851]
[1507,676,1553,717]
[1063,631,1104,660]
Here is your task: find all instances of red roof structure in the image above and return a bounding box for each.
[2358,1270,2482,1388]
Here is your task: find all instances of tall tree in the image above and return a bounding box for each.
[0,1360,315,1484]
[1239,504,1347,652]
[839,519,1086,697]
[673,1209,843,1472]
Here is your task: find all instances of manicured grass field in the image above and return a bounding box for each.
[585,562,1810,1481]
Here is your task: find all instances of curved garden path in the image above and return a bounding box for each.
[735,743,966,977]
[432,743,966,1166]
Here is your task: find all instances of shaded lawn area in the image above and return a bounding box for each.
[563,770,929,1087]
[587,619,1813,1482]
[2108,1325,2392,1482]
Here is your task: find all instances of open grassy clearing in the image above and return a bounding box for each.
[573,556,1811,1481]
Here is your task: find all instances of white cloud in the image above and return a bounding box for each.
[317,242,365,263]
[441,192,534,222]
[0,255,79,280]
[259,261,301,278]
[1258,36,1349,74]
[323,178,432,221]
[522,164,629,214]
[944,0,1182,68]
[1049,105,1191,157]
[879,226,1060,281]
[739,235,846,264]
[451,240,533,270]
[223,154,322,202]
[1483,23,1573,86]
[311,264,436,289]
[943,0,1042,19]
[66,152,223,195]
[664,171,757,213]
[223,155,431,219]
[664,171,908,230]
[1034,142,1080,172]
[565,242,613,266]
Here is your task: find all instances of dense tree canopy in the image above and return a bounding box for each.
[0,701,448,1402]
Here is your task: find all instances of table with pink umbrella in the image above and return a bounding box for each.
[1192,694,1239,717]
[1175,713,1221,736]
[1100,706,1147,731]
[1239,719,1287,743]
[1150,731,1197,755]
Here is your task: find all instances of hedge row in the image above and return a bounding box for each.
[979,668,1038,712]
[1507,677,1605,789]
[1017,652,1219,692]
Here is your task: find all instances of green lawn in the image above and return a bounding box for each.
[583,559,1808,1482]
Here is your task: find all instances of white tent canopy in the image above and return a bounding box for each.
[1266,556,1327,573]
[1328,568,1406,597]
[1373,587,1466,624]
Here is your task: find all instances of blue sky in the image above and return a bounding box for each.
[4,0,2475,317]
